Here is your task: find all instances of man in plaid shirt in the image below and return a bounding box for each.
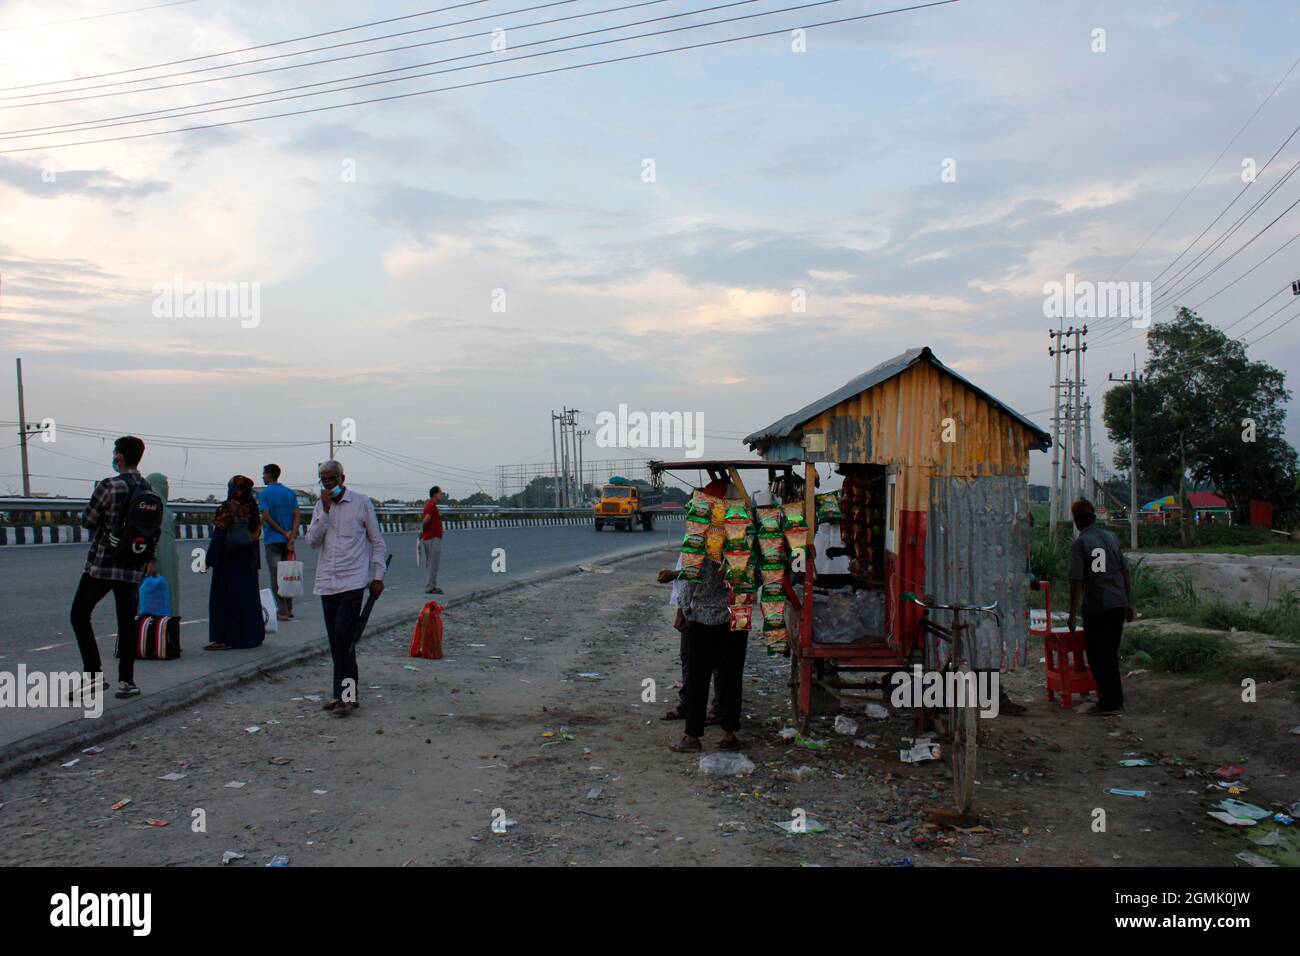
[69,435,147,699]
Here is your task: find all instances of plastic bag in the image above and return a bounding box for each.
[409,600,444,659]
[276,556,304,597]
[138,575,170,618]
[699,752,756,776]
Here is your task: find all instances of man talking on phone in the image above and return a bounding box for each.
[307,459,388,717]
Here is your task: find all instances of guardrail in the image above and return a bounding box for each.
[0,497,682,545]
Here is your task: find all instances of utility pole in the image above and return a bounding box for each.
[550,411,560,508]
[559,407,571,508]
[15,358,32,497]
[1083,397,1093,503]
[328,422,335,461]
[1109,355,1145,551]
[1048,327,1063,528]
[576,427,590,503]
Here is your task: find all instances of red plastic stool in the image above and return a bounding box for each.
[1032,581,1097,709]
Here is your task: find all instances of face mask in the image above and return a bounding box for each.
[330,484,344,500]
[110,457,120,473]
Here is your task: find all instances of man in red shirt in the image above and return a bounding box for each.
[420,485,445,594]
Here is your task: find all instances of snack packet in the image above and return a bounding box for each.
[724,548,752,579]
[723,499,752,523]
[781,501,807,530]
[757,533,786,564]
[724,522,750,551]
[728,604,753,631]
[756,505,783,533]
[681,517,709,551]
[760,564,786,597]
[783,527,808,555]
[764,626,788,653]
[679,550,705,581]
[728,588,754,606]
[815,492,843,523]
[685,491,718,523]
[761,596,787,628]
[705,525,727,561]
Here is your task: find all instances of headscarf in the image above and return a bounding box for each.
[214,475,261,533]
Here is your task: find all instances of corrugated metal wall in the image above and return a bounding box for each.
[924,475,1032,671]
[806,361,1034,512]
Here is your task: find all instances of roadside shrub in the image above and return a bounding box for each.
[1121,629,1229,673]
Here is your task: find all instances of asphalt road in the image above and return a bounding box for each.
[0,522,680,751]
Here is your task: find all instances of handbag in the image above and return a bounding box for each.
[276,552,304,597]
[224,520,252,553]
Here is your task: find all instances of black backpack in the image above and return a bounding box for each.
[107,474,164,565]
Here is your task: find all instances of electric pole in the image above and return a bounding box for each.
[1109,355,1145,551]
[1048,327,1064,528]
[15,358,32,496]
[550,411,561,508]
[1083,397,1093,503]
[329,422,335,460]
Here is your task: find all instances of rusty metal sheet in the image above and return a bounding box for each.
[924,474,1032,671]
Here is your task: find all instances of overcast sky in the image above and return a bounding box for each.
[1,0,1298,500]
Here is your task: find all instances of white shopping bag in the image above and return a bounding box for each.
[260,588,279,634]
[277,557,304,597]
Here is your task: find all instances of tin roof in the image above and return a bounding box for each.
[744,347,1051,452]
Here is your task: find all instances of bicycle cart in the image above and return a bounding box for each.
[655,347,1050,814]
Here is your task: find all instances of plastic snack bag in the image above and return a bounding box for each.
[682,517,710,551]
[679,550,705,581]
[758,532,786,564]
[756,505,783,533]
[815,492,843,523]
[729,604,753,631]
[781,501,807,530]
[705,525,727,561]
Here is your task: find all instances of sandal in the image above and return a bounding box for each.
[705,711,721,726]
[661,706,686,721]
[669,736,702,753]
[204,643,231,651]
[718,736,747,751]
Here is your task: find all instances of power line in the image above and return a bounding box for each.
[0,0,961,154]
[0,0,199,33]
[0,0,620,107]
[0,1,490,91]
[0,0,832,140]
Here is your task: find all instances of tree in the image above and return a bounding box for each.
[461,491,496,507]
[1103,307,1298,537]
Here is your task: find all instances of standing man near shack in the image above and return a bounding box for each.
[1067,498,1133,716]
[420,485,445,595]
[308,459,388,717]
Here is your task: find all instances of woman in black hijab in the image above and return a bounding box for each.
[206,475,266,650]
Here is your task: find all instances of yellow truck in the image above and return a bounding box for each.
[593,477,665,532]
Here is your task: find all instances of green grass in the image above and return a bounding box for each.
[1133,542,1300,556]
[1121,627,1291,680]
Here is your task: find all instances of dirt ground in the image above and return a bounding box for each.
[2,551,1296,867]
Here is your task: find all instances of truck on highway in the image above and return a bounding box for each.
[593,476,668,531]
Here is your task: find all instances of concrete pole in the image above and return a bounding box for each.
[16,358,31,497]
[551,411,560,508]
[1049,329,1062,528]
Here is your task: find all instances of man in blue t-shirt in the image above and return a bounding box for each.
[260,464,301,620]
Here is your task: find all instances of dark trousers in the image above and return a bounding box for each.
[679,628,721,711]
[70,572,137,684]
[322,588,366,702]
[684,620,747,737]
[1083,607,1127,710]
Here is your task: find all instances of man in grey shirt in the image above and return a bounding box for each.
[1067,499,1133,714]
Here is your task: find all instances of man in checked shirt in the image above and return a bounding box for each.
[69,435,148,700]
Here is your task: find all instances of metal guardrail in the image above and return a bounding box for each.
[0,496,598,517]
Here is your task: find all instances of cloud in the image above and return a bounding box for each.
[0,157,168,201]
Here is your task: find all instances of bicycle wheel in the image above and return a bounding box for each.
[949,675,978,815]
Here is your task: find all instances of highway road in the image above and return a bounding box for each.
[0,523,680,751]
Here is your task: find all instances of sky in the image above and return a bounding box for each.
[1,0,1298,501]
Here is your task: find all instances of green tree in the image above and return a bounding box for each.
[1103,307,1297,537]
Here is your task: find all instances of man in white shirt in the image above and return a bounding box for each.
[307,459,388,717]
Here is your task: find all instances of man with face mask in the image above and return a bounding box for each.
[307,459,388,717]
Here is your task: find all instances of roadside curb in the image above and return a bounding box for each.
[0,543,671,780]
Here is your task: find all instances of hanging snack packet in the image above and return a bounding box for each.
[784,526,808,555]
[710,497,727,526]
[761,595,787,628]
[816,492,843,523]
[681,517,710,551]
[760,564,786,598]
[724,548,753,583]
[728,587,754,606]
[724,499,752,523]
[728,604,753,631]
[758,532,786,564]
[764,627,788,654]
[705,525,727,561]
[781,501,807,529]
[756,505,783,533]
[685,491,718,523]
[724,519,751,550]
[679,550,705,581]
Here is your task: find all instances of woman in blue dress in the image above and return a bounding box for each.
[206,476,266,650]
